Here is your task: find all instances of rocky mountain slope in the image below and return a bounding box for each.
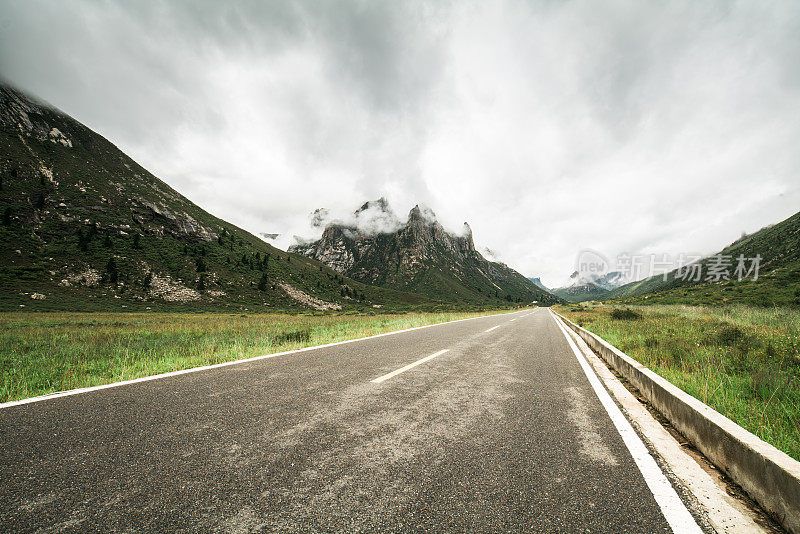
[605,210,800,307]
[0,83,440,312]
[290,199,561,305]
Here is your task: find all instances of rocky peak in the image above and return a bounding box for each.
[461,233,475,253]
[356,197,390,215]
[294,199,481,271]
[310,208,330,228]
[352,198,402,235]
[459,222,475,252]
[408,204,423,221]
[403,205,436,248]
[406,204,439,224]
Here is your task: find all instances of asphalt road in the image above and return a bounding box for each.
[0,308,700,532]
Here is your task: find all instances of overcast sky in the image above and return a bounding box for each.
[2,1,799,286]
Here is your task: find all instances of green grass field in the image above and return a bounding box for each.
[0,309,517,403]
[557,303,800,461]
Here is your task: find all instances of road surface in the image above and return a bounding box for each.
[0,308,701,532]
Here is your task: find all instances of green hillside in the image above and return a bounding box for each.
[605,210,800,307]
[0,83,449,312]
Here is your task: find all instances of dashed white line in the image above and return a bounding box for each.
[485,325,502,333]
[371,349,450,384]
[2,312,516,409]
[550,311,702,533]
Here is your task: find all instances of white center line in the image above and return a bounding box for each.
[2,311,515,409]
[371,349,449,384]
[485,325,501,333]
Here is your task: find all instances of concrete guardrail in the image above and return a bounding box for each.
[554,311,800,534]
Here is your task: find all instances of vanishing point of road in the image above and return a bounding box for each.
[0,308,703,532]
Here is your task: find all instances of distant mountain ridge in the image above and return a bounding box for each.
[552,270,626,302]
[528,277,548,290]
[290,199,561,305]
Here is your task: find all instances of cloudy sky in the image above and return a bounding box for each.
[2,1,799,286]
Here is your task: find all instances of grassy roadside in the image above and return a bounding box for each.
[0,309,521,403]
[557,303,800,461]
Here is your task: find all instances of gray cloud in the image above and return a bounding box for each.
[1,0,799,286]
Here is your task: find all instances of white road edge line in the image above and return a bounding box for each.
[371,349,449,384]
[485,325,502,333]
[1,310,527,409]
[549,310,702,534]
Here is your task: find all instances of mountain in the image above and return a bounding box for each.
[289,199,561,306]
[0,83,442,312]
[528,277,548,290]
[554,282,609,303]
[605,210,800,307]
[552,270,626,302]
[592,271,627,290]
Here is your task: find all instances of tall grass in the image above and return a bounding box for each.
[559,304,800,461]
[0,310,511,402]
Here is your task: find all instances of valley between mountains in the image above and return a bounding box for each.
[0,83,558,313]
[2,67,799,534]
